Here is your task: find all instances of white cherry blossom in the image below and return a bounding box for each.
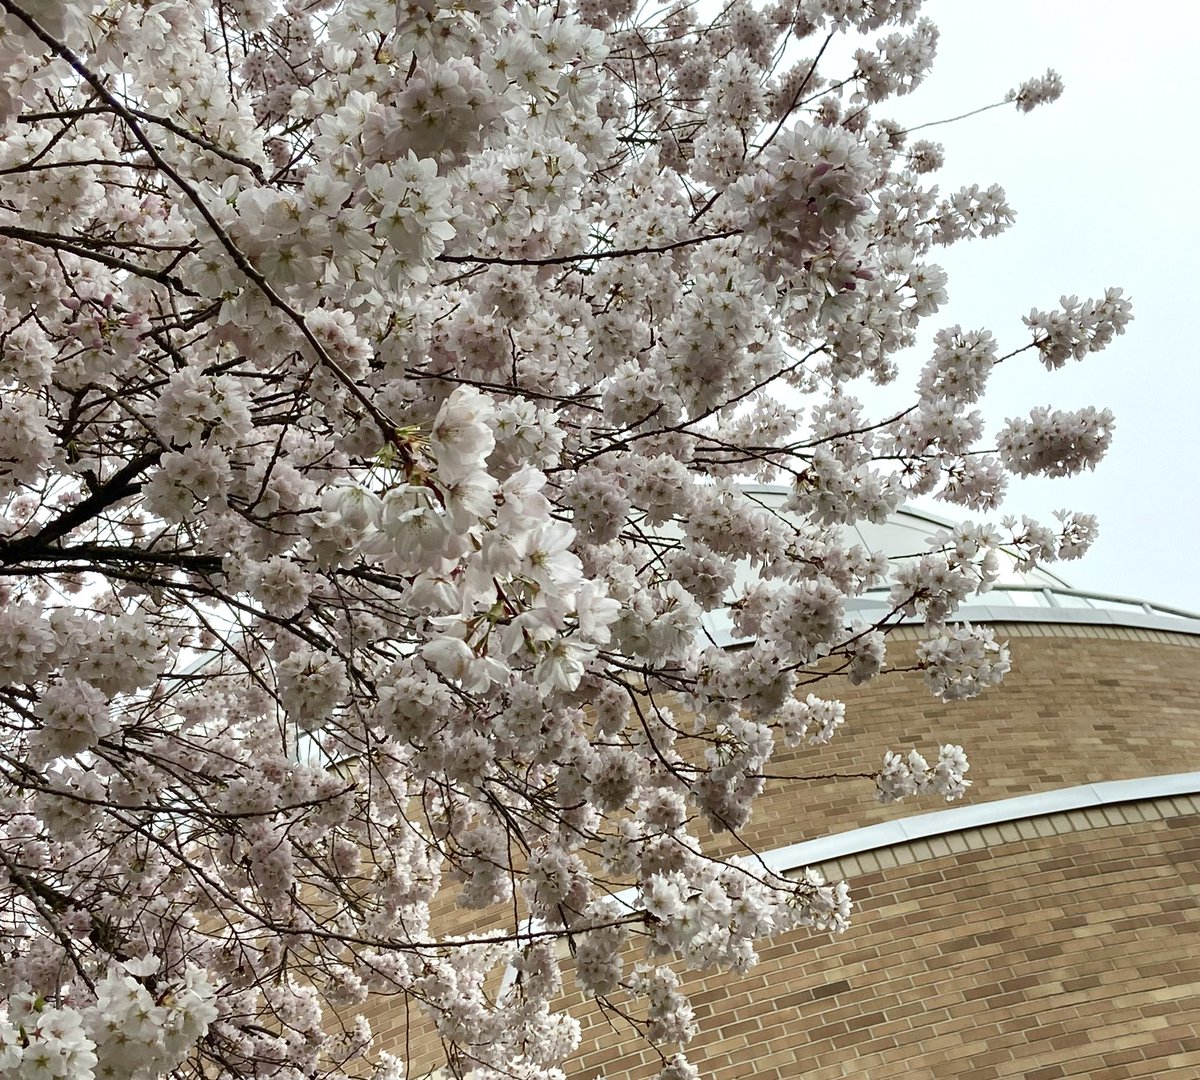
[0,0,1128,1076]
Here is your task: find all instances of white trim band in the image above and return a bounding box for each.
[760,771,1200,875]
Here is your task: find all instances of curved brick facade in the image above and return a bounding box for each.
[711,624,1200,859]
[568,795,1200,1079]
[374,622,1200,1078]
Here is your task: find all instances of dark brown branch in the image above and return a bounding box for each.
[438,230,741,267]
[0,224,200,296]
[0,542,224,574]
[0,449,163,563]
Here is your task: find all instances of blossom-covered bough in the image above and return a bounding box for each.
[0,0,1130,1077]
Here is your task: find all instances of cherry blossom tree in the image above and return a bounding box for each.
[0,0,1130,1077]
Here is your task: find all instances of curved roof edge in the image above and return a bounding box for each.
[847,587,1200,636]
[703,592,1200,648]
[710,487,1200,642]
[760,771,1200,876]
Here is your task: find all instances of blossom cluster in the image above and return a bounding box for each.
[0,0,1128,1078]
[0,959,217,1080]
[875,744,972,803]
[1007,68,1065,113]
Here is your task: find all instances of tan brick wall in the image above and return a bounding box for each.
[713,626,1200,859]
[367,625,1200,1077]
[566,800,1200,1079]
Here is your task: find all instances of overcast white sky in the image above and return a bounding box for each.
[860,1,1200,612]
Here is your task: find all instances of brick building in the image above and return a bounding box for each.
[381,498,1200,1079]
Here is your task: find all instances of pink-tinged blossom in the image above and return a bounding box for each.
[430,386,498,484]
[573,580,621,643]
[1025,288,1133,369]
[917,623,1011,701]
[998,405,1115,479]
[1007,68,1064,112]
[876,743,971,803]
[32,678,113,762]
[422,635,510,692]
